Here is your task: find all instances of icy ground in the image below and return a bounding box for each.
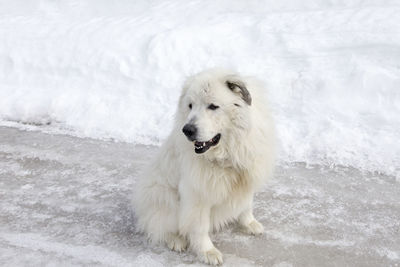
[0,126,398,267]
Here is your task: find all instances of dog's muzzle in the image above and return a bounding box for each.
[182,124,221,154]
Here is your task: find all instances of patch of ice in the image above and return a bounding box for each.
[0,232,133,266]
[376,248,400,261]
[265,229,355,248]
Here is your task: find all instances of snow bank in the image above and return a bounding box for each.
[0,0,399,176]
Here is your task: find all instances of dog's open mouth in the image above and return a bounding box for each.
[193,133,221,154]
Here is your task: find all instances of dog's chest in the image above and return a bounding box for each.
[203,166,253,203]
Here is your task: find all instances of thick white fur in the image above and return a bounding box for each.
[133,68,275,265]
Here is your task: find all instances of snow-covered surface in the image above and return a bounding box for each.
[0,127,399,266]
[0,0,399,176]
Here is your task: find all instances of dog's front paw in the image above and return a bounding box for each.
[202,247,223,266]
[241,219,264,235]
[166,234,188,252]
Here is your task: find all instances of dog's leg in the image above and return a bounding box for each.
[238,199,264,235]
[165,233,188,252]
[179,199,223,266]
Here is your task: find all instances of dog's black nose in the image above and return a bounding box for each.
[182,124,197,140]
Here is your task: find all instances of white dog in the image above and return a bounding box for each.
[133,68,275,265]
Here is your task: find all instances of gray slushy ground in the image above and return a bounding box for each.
[0,126,398,267]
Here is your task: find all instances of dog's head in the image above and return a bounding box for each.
[177,69,253,155]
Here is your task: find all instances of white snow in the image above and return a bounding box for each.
[0,0,399,176]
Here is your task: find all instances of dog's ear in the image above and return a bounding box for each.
[225,77,252,105]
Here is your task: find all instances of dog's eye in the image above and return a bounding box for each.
[227,82,236,90]
[208,104,219,110]
[188,103,192,109]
